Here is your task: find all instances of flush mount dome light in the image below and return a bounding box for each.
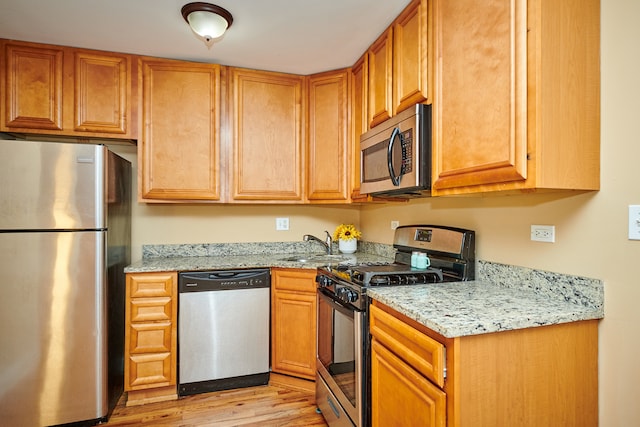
[181,2,233,48]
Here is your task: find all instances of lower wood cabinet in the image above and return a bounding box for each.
[271,268,317,380]
[370,304,446,427]
[370,300,599,427]
[124,271,178,405]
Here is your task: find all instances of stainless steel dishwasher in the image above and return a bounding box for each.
[178,269,270,396]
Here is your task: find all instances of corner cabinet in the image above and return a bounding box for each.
[431,0,600,195]
[124,272,178,406]
[139,58,221,201]
[271,268,317,380]
[370,301,598,426]
[1,39,136,139]
[307,69,350,203]
[229,67,305,202]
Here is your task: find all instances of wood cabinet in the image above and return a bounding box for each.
[349,55,369,202]
[431,0,600,195]
[370,304,446,427]
[0,39,136,139]
[367,0,430,129]
[139,58,221,201]
[307,69,350,202]
[125,272,178,406]
[370,300,599,427]
[393,0,430,115]
[271,268,317,380]
[229,67,305,202]
[367,28,394,129]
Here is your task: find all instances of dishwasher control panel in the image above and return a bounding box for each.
[179,269,270,292]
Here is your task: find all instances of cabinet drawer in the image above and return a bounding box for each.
[129,273,174,298]
[130,297,172,322]
[370,304,445,387]
[127,352,173,389]
[272,268,317,293]
[128,321,173,354]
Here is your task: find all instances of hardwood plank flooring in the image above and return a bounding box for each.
[104,385,328,427]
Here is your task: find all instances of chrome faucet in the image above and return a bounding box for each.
[303,231,333,255]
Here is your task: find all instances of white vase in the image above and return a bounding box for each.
[339,238,357,254]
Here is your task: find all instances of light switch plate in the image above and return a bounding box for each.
[629,205,640,240]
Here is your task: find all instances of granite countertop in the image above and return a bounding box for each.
[367,280,604,339]
[126,243,604,340]
[124,252,392,273]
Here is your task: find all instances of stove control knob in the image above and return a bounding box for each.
[337,287,358,303]
[316,275,332,288]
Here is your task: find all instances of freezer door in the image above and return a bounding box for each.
[0,230,107,426]
[0,139,105,230]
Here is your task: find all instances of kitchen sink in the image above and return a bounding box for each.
[279,254,350,263]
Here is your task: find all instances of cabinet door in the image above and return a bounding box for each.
[73,51,131,135]
[2,41,63,131]
[368,28,393,129]
[432,0,528,192]
[140,58,221,201]
[125,272,177,393]
[393,0,429,115]
[350,55,369,202]
[371,338,446,427]
[307,69,349,202]
[230,68,304,201]
[271,269,317,380]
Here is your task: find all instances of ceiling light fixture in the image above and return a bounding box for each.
[181,2,233,49]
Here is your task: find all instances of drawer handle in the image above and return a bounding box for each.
[327,395,341,419]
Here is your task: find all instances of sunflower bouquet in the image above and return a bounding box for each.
[333,224,362,241]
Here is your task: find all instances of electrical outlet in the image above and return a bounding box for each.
[275,217,289,231]
[629,205,640,240]
[531,225,555,243]
[391,220,400,230]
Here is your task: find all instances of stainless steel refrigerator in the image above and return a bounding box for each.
[0,139,131,426]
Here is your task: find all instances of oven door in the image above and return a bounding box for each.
[317,289,364,427]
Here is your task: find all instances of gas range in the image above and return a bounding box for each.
[315,225,476,427]
[316,225,475,310]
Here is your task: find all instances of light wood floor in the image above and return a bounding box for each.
[103,385,328,427]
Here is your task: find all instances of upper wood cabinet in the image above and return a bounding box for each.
[367,28,394,129]
[139,57,221,201]
[393,0,430,115]
[367,0,430,129]
[0,39,136,139]
[229,67,305,202]
[350,55,369,202]
[307,69,350,202]
[431,0,600,195]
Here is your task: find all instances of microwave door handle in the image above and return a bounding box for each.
[387,127,404,186]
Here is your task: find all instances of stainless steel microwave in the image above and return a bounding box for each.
[360,103,431,196]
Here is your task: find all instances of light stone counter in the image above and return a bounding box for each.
[368,261,604,338]
[124,252,392,273]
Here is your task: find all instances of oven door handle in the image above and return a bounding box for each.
[318,288,358,317]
